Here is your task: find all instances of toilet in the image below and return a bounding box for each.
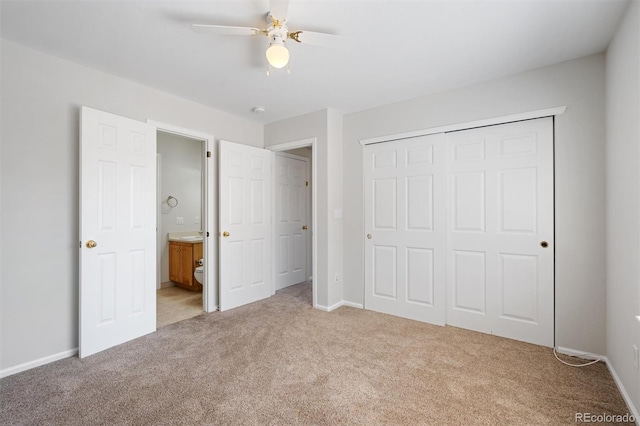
[194,260,204,284]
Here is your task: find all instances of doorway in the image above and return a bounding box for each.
[149,120,217,319]
[156,131,205,327]
[267,138,317,307]
[274,149,312,293]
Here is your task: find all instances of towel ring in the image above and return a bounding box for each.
[167,196,178,208]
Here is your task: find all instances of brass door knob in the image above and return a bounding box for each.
[540,241,549,248]
[302,225,308,230]
[222,231,230,237]
[86,240,98,249]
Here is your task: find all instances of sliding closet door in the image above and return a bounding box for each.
[446,117,554,347]
[364,134,447,325]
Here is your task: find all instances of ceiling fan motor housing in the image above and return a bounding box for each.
[267,23,288,43]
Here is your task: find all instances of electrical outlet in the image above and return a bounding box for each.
[194,216,200,224]
[634,345,639,370]
[176,217,184,225]
[334,274,339,282]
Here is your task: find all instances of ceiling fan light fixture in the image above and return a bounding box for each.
[266,37,290,69]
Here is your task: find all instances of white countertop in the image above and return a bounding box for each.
[168,231,203,243]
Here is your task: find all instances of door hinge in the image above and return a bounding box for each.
[306,181,309,186]
[206,231,210,237]
[206,151,212,158]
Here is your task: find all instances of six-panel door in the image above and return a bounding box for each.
[79,106,157,358]
[363,117,554,347]
[364,134,447,325]
[274,154,309,290]
[219,140,273,311]
[446,117,554,347]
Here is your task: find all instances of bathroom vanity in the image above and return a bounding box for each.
[168,239,203,291]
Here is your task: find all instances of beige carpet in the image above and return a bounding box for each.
[0,283,631,425]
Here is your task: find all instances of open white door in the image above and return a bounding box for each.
[219,140,272,311]
[79,106,157,357]
[274,153,309,290]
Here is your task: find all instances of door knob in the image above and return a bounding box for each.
[366,234,372,240]
[302,225,308,230]
[222,231,230,237]
[540,241,549,248]
[86,240,98,249]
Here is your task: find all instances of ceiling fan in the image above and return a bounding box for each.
[191,0,354,74]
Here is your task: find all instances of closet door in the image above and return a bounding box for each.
[446,117,554,347]
[364,134,447,325]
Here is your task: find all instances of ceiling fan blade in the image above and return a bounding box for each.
[269,0,290,21]
[191,24,261,37]
[291,31,356,50]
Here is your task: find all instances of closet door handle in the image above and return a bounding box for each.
[222,231,230,238]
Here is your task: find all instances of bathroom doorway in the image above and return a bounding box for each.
[156,131,204,327]
[150,120,217,327]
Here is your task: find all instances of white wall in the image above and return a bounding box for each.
[327,110,344,306]
[606,0,640,413]
[157,132,203,286]
[0,39,263,372]
[264,109,344,309]
[343,53,607,354]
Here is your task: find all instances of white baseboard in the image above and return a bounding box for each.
[315,300,364,311]
[313,304,330,312]
[602,356,640,425]
[315,301,343,312]
[556,347,638,424]
[0,348,77,379]
[555,346,602,361]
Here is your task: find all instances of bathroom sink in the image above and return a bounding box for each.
[175,236,203,242]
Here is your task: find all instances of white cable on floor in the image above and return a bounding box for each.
[553,347,601,367]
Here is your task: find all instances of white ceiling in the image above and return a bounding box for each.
[0,0,629,124]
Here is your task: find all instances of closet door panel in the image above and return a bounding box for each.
[364,134,446,325]
[445,117,554,347]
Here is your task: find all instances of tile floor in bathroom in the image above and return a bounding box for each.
[156,285,203,328]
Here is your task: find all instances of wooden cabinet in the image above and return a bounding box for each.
[168,241,203,291]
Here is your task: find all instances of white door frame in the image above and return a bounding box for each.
[358,106,567,145]
[267,138,318,308]
[147,120,217,313]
